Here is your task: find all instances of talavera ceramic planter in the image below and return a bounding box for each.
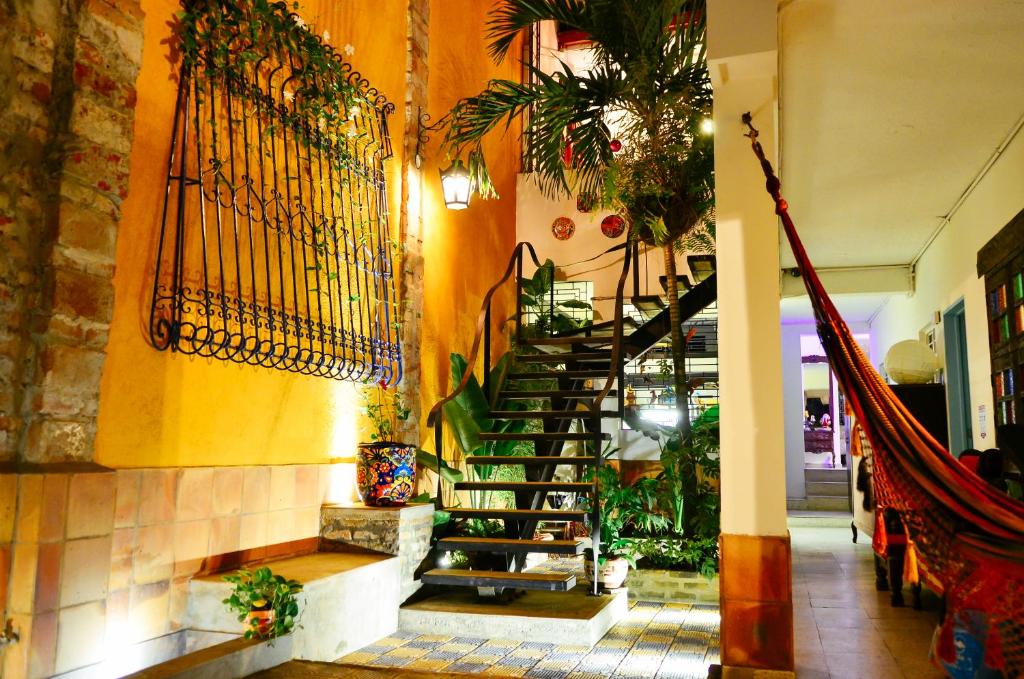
[356,442,416,506]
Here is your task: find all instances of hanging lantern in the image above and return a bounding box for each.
[439,159,472,210]
[609,139,622,153]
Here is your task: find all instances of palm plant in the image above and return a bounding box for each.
[439,0,714,435]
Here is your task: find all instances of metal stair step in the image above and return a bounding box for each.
[465,456,597,466]
[498,389,616,399]
[421,569,576,591]
[507,370,610,379]
[436,537,585,555]
[477,432,611,442]
[453,481,593,492]
[516,352,611,363]
[446,508,586,522]
[520,337,614,346]
[488,410,619,419]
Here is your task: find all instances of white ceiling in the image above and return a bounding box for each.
[780,292,893,325]
[778,0,1024,269]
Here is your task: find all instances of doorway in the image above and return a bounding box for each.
[943,299,973,456]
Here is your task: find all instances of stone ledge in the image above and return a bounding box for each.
[121,634,292,679]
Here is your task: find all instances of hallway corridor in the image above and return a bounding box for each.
[791,521,946,679]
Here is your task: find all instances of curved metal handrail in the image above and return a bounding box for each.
[425,240,544,427]
[591,239,633,414]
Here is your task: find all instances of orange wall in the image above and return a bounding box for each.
[418,1,521,438]
[95,0,519,467]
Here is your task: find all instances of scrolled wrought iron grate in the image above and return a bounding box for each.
[150,0,402,385]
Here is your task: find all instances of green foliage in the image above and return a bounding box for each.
[415,449,464,484]
[361,384,411,443]
[628,535,718,578]
[222,567,303,639]
[519,260,592,336]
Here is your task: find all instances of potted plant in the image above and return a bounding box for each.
[357,381,416,506]
[222,567,303,639]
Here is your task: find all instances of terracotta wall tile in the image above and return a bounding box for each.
[15,475,43,543]
[104,588,131,654]
[34,541,63,612]
[210,515,241,556]
[212,468,243,516]
[173,519,210,576]
[269,467,295,511]
[294,465,318,508]
[128,581,170,644]
[168,576,190,631]
[66,472,116,539]
[266,510,294,545]
[56,601,106,673]
[239,513,268,550]
[28,610,57,678]
[9,542,39,613]
[720,599,795,671]
[60,536,111,607]
[176,468,213,522]
[109,528,137,591]
[2,612,31,678]
[294,507,319,540]
[1,474,19,542]
[114,470,141,528]
[721,533,792,603]
[39,474,68,543]
[242,466,270,514]
[133,524,174,585]
[138,470,177,526]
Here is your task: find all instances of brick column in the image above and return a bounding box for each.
[0,0,143,466]
[396,0,429,446]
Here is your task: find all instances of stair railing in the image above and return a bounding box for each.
[425,239,634,596]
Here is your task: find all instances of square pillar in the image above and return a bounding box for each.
[709,0,794,674]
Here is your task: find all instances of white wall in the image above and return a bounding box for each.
[870,127,1024,450]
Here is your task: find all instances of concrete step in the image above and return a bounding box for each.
[806,480,849,497]
[804,468,848,483]
[787,495,850,512]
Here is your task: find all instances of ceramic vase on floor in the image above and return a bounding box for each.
[356,442,416,506]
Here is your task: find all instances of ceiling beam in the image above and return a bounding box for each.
[780,264,913,298]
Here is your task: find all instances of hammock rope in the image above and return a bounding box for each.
[741,113,1024,675]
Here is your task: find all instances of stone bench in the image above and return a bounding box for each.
[186,549,401,661]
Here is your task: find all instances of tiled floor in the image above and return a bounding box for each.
[791,523,946,679]
[341,600,720,678]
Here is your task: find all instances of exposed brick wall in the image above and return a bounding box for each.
[0,0,143,464]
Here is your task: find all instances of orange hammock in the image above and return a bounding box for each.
[743,115,1024,675]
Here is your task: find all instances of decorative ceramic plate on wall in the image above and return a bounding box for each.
[552,216,576,241]
[601,214,626,238]
[576,193,595,213]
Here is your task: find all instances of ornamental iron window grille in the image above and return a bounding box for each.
[149,0,402,385]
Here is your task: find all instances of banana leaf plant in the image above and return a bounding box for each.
[442,351,531,508]
[519,259,592,336]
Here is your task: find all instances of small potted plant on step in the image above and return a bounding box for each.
[223,566,303,639]
[357,381,416,506]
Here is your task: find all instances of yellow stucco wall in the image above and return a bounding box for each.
[95,0,519,467]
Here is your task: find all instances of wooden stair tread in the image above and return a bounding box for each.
[453,481,593,492]
[516,352,611,363]
[520,337,614,346]
[477,432,611,442]
[437,537,585,554]
[465,456,597,466]
[488,410,618,419]
[446,508,585,522]
[498,389,617,399]
[421,569,576,591]
[506,370,610,379]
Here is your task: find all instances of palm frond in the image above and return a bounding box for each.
[487,0,590,63]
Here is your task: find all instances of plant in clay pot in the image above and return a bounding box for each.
[357,382,416,506]
[222,567,303,639]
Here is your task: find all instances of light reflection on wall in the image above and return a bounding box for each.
[326,381,361,504]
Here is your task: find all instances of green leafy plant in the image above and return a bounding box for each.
[222,567,303,639]
[362,382,411,443]
[438,0,714,433]
[519,259,592,336]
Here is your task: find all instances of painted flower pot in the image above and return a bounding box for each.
[356,442,416,507]
[585,556,630,590]
[246,608,274,637]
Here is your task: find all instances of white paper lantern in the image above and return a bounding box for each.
[884,340,938,384]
